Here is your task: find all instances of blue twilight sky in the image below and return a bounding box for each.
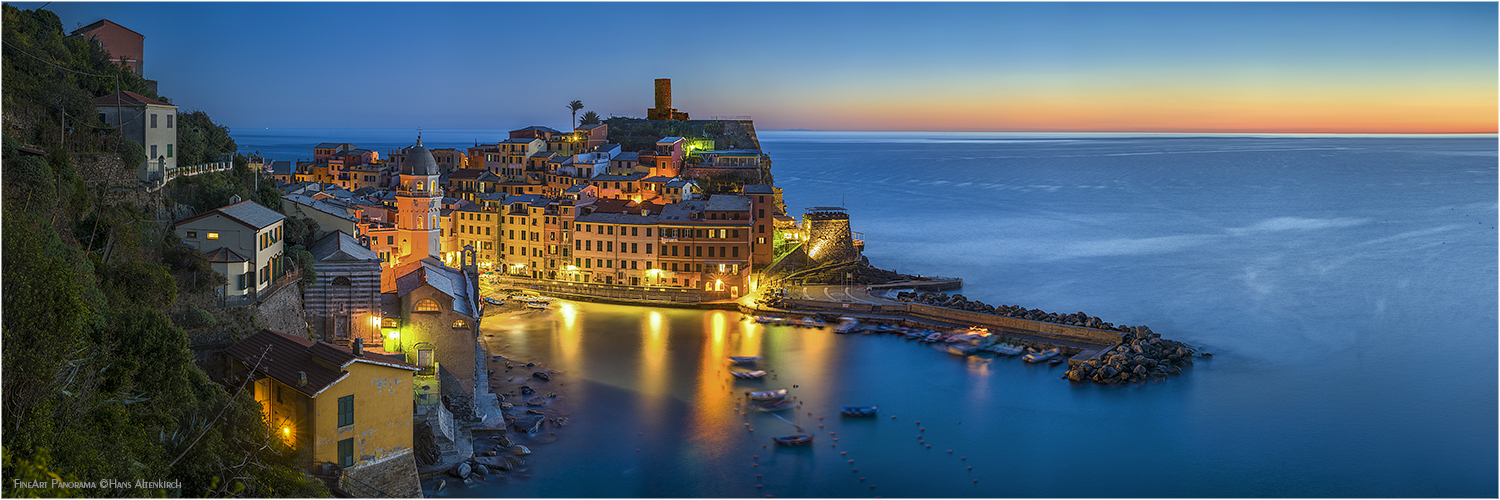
[14,2,1497,133]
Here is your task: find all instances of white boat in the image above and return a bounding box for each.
[746,389,788,401]
[484,297,505,306]
[1023,348,1060,363]
[525,302,549,310]
[801,317,826,329]
[989,344,1025,356]
[833,317,860,334]
[728,356,763,365]
[731,370,767,379]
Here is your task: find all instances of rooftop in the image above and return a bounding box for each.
[176,200,285,230]
[310,231,379,263]
[225,329,416,398]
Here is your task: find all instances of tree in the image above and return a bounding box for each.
[579,110,601,126]
[567,100,584,129]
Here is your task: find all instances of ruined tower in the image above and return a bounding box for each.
[647,78,690,121]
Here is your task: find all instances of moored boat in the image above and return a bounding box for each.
[833,316,860,334]
[525,301,548,310]
[840,406,878,417]
[731,370,767,379]
[1023,348,1060,363]
[728,356,763,365]
[922,333,943,343]
[746,389,788,401]
[751,399,797,412]
[484,297,504,306]
[989,344,1026,356]
[774,434,813,446]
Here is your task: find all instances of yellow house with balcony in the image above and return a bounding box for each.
[225,329,421,497]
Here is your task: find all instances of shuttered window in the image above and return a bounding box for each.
[337,395,354,427]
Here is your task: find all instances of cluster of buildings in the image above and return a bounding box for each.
[157,73,822,495]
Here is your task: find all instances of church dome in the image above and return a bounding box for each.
[401,139,438,176]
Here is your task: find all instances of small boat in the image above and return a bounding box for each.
[840,406,878,417]
[833,317,859,334]
[774,434,813,446]
[525,302,548,310]
[746,389,788,401]
[801,317,826,329]
[948,344,981,356]
[751,399,797,412]
[484,297,504,306]
[754,316,777,324]
[731,370,767,379]
[1023,348,1060,363]
[728,356,763,365]
[989,344,1025,356]
[923,333,942,343]
[1049,355,1066,365]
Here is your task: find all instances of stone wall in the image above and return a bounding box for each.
[341,450,423,498]
[903,303,1120,345]
[254,279,309,337]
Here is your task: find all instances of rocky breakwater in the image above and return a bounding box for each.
[896,292,1128,332]
[1064,328,1197,385]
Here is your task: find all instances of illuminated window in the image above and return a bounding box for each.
[452,320,468,329]
[207,232,219,240]
[414,299,441,312]
[187,231,197,238]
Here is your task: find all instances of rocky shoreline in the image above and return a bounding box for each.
[1064,330,1201,385]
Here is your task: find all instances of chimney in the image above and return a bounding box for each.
[353,337,364,357]
[298,371,308,387]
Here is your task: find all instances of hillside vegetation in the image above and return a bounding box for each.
[2,4,327,497]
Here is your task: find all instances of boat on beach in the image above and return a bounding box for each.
[728,356,763,365]
[746,389,788,401]
[1023,348,1060,363]
[840,406,878,417]
[774,434,813,446]
[922,332,943,343]
[484,297,504,306]
[525,301,549,310]
[731,370,767,379]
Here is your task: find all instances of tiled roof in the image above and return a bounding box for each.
[203,247,248,263]
[176,200,285,230]
[283,194,356,223]
[744,184,775,194]
[591,172,649,182]
[310,231,379,263]
[613,152,639,162]
[706,194,751,211]
[94,90,171,107]
[511,125,563,134]
[394,259,476,318]
[316,143,352,150]
[225,329,416,398]
[270,160,293,176]
[658,137,684,143]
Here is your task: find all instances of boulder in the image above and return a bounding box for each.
[519,386,535,395]
[533,371,551,381]
[473,456,513,471]
[473,464,490,477]
[513,414,544,434]
[435,480,446,492]
[512,445,532,455]
[450,462,472,479]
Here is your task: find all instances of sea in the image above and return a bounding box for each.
[236,130,1498,497]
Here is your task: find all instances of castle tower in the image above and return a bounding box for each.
[803,207,858,266]
[394,134,441,266]
[647,78,690,121]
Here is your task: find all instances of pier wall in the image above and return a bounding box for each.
[769,298,1119,346]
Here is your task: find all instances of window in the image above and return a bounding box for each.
[150,144,158,159]
[631,227,638,236]
[758,237,766,244]
[672,262,679,272]
[387,236,394,245]
[631,243,638,254]
[275,384,283,404]
[607,226,614,235]
[696,246,703,257]
[332,276,352,286]
[187,231,197,238]
[207,232,220,240]
[150,114,157,128]
[733,247,739,257]
[338,438,354,468]
[415,298,441,312]
[759,209,765,218]
[338,395,354,427]
[237,273,247,290]
[167,114,173,128]
[453,319,469,329]
[759,224,766,234]
[645,244,652,254]
[167,144,173,158]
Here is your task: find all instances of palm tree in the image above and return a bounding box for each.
[568,100,584,128]
[579,111,601,126]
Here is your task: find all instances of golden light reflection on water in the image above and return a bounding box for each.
[637,310,670,428]
[555,301,580,370]
[687,311,734,456]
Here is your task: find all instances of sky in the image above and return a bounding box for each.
[15,2,1498,134]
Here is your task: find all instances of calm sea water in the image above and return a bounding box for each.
[237,130,1498,497]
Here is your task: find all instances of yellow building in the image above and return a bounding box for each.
[225,329,420,497]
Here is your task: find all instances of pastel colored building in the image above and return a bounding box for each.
[70,19,143,75]
[174,200,287,296]
[96,90,176,182]
[224,329,420,497]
